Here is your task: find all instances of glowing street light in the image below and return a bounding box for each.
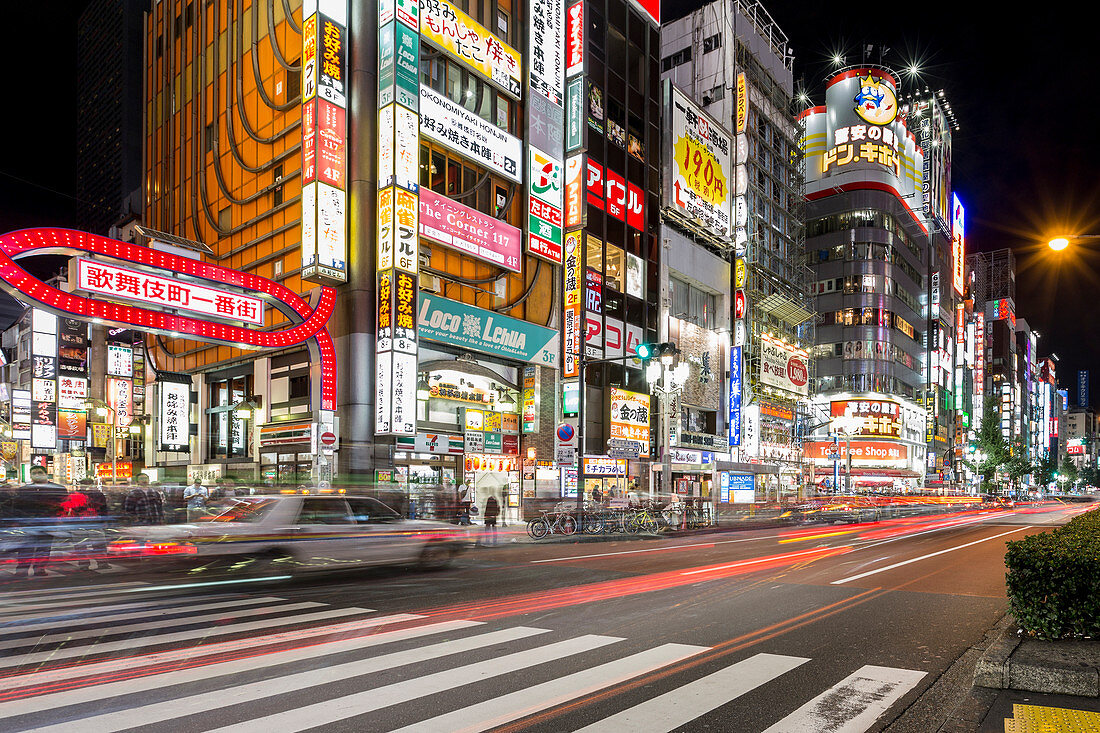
[1048,234,1100,252]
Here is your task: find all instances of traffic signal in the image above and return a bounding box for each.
[635,342,679,364]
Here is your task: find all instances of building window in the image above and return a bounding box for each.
[287,58,301,102]
[660,47,691,72]
[218,206,231,231]
[204,123,214,152]
[669,276,716,330]
[206,373,253,460]
[702,33,722,53]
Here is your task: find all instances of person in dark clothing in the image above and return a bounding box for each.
[482,495,500,546]
[13,466,66,577]
[123,484,165,525]
[69,481,111,571]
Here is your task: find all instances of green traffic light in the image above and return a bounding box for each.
[637,343,654,359]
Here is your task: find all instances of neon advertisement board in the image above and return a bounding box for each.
[419,188,521,272]
[420,0,522,98]
[952,194,965,295]
[664,82,733,240]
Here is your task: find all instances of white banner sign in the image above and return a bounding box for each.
[159,381,190,449]
[666,84,733,239]
[759,338,810,396]
[76,258,265,326]
[419,85,522,183]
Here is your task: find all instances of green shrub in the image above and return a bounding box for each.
[1005,509,1100,639]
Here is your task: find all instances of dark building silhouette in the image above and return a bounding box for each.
[76,0,145,235]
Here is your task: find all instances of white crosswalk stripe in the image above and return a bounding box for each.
[0,596,930,733]
[0,606,373,670]
[0,596,280,636]
[762,664,927,733]
[571,652,811,733]
[0,600,326,651]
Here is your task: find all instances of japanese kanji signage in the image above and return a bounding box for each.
[562,231,582,378]
[302,2,348,286]
[831,399,903,439]
[609,387,650,457]
[30,309,57,450]
[75,258,265,326]
[665,82,733,241]
[528,147,564,264]
[420,85,522,183]
[375,0,418,438]
[107,377,133,428]
[801,69,924,205]
[420,0,523,99]
[159,381,190,450]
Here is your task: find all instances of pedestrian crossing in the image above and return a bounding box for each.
[0,584,928,732]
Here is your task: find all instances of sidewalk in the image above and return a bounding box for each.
[887,613,1100,732]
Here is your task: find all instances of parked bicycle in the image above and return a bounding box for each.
[526,509,578,539]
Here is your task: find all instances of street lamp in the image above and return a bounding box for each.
[1048,234,1100,252]
[647,355,690,502]
[829,413,863,495]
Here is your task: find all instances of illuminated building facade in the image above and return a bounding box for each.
[660,0,811,503]
[801,66,964,490]
[141,0,560,510]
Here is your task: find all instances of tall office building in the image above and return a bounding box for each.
[800,66,962,490]
[75,0,145,234]
[662,0,811,501]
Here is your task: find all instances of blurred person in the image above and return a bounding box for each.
[13,466,66,576]
[482,494,500,546]
[123,480,165,525]
[71,479,111,571]
[184,479,209,522]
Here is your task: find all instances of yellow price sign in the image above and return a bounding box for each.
[674,136,728,207]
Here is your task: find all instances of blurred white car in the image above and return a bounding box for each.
[110,494,470,573]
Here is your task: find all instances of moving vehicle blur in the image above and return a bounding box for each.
[108,493,470,575]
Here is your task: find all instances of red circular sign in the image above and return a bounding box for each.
[320,431,337,447]
[787,357,808,386]
[734,290,746,320]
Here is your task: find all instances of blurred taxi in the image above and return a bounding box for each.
[109,494,470,574]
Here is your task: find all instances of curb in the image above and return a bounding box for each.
[973,616,1100,697]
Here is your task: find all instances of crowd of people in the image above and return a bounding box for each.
[0,469,245,576]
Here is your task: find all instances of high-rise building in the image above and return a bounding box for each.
[800,66,962,490]
[75,0,145,235]
[661,0,811,502]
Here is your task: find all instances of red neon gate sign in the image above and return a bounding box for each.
[0,228,337,412]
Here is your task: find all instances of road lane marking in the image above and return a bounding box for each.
[571,652,810,732]
[392,643,710,733]
[14,625,535,732]
[762,664,925,732]
[530,537,765,563]
[680,547,846,576]
[831,527,1029,585]
[204,634,627,733]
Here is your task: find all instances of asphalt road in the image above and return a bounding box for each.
[0,503,1090,732]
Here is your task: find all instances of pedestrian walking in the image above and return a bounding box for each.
[13,466,66,577]
[482,494,500,546]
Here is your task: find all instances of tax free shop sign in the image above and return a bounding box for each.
[418,294,559,367]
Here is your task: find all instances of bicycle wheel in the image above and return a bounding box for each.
[527,517,549,540]
[641,512,659,533]
[583,513,603,534]
[559,513,578,536]
[625,511,641,534]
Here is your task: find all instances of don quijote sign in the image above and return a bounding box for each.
[759,338,808,396]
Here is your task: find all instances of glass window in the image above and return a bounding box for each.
[209,498,278,523]
[297,498,354,525]
[347,497,400,523]
[605,244,624,292]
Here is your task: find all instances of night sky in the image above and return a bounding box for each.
[3,1,1100,396]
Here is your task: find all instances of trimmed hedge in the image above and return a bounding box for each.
[1005,508,1100,639]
